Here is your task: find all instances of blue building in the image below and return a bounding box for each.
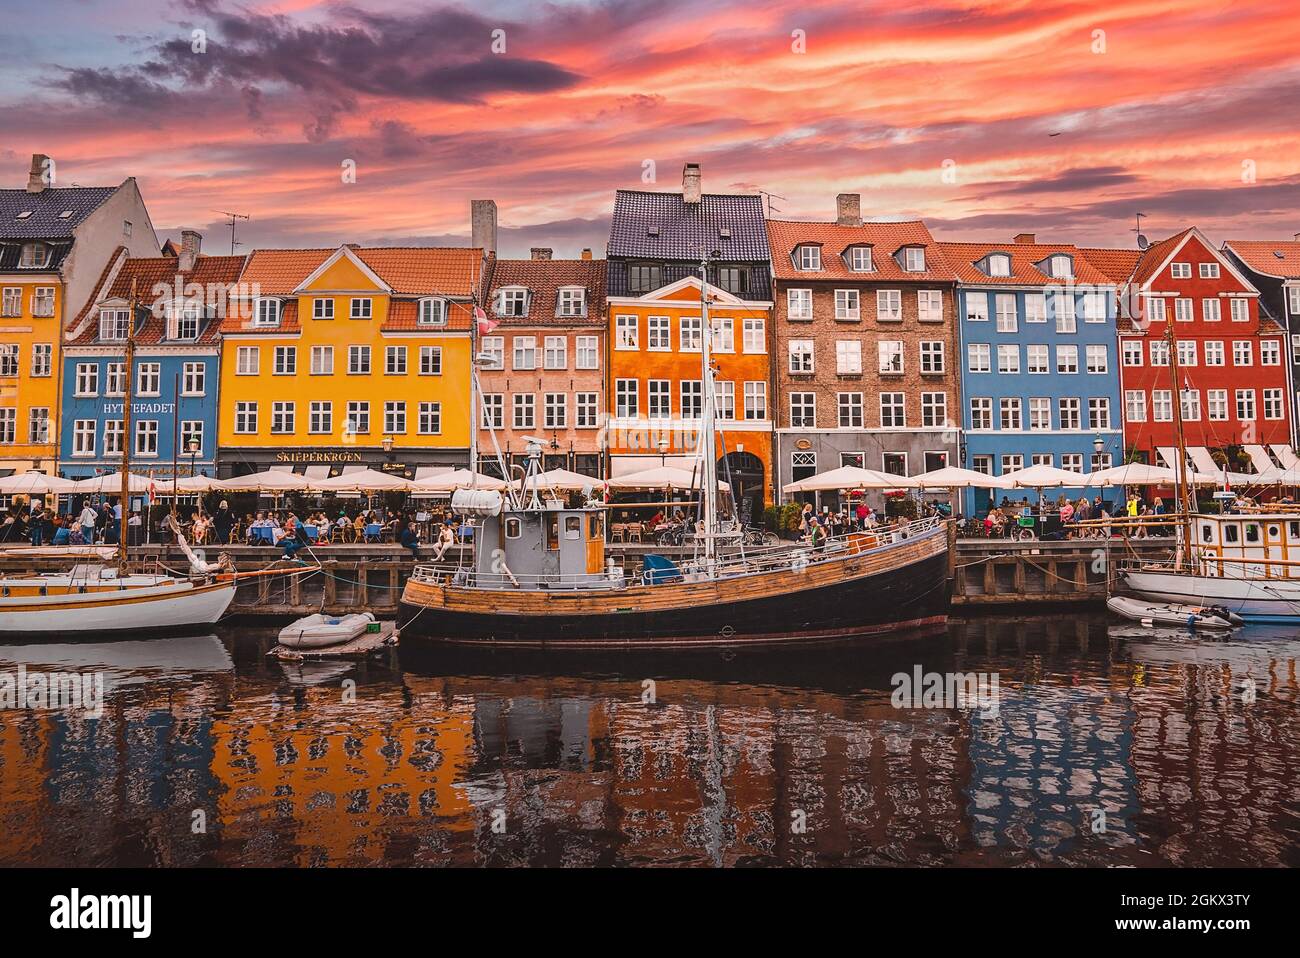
[59,236,244,480]
[940,238,1124,515]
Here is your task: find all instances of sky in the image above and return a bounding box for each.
[1,0,1297,257]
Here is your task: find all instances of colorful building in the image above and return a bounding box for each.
[767,197,960,500]
[217,244,485,479]
[479,249,607,478]
[0,153,157,477]
[59,232,242,479]
[1095,228,1288,477]
[605,164,775,518]
[942,235,1123,514]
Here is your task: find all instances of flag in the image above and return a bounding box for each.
[147,481,157,505]
[474,305,499,335]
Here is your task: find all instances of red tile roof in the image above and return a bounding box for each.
[936,241,1111,286]
[1128,228,1195,287]
[1223,240,1300,279]
[485,258,607,326]
[236,246,485,296]
[1078,247,1141,284]
[765,220,955,281]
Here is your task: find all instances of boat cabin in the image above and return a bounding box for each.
[1193,512,1300,579]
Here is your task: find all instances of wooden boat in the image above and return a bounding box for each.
[278,612,376,649]
[1106,595,1239,631]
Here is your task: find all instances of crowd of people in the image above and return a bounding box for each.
[0,498,141,547]
[976,493,1170,539]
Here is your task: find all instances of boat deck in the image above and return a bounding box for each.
[268,621,399,661]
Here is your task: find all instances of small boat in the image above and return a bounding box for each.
[278,612,376,649]
[1106,595,1242,631]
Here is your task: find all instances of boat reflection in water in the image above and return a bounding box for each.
[0,616,1297,867]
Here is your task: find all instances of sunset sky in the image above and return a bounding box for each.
[2,0,1297,256]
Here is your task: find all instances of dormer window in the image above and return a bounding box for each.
[496,288,528,317]
[1047,254,1073,279]
[987,253,1011,277]
[19,243,50,269]
[902,247,926,272]
[169,302,202,341]
[418,298,447,326]
[253,298,281,327]
[797,245,822,271]
[847,246,873,272]
[557,287,585,317]
[715,267,747,294]
[98,308,131,342]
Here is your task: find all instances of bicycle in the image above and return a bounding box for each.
[1014,515,1037,541]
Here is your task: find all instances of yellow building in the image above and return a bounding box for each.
[219,245,486,478]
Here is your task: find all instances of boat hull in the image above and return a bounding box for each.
[1118,567,1300,622]
[399,529,951,649]
[0,578,236,636]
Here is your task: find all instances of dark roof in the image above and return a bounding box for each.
[607,189,770,261]
[0,186,117,239]
[0,238,73,271]
[486,258,607,326]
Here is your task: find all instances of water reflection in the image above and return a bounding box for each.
[0,615,1296,867]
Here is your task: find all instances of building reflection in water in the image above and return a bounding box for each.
[0,618,1296,867]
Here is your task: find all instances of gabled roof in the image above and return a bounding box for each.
[937,241,1111,286]
[1222,240,1300,279]
[236,246,485,297]
[608,189,769,261]
[1077,247,1141,285]
[1128,228,1195,287]
[486,258,607,326]
[0,185,117,240]
[765,219,956,281]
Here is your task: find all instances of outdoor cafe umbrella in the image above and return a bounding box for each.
[309,468,414,494]
[73,472,155,494]
[908,466,1002,489]
[1082,462,1176,487]
[608,465,730,491]
[215,470,311,493]
[781,464,911,494]
[0,471,78,496]
[523,468,606,493]
[411,469,508,493]
[1007,464,1091,489]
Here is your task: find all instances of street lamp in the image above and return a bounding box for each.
[187,438,200,477]
[657,437,669,468]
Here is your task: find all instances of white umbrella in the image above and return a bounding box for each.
[216,470,310,493]
[781,465,912,494]
[523,468,606,492]
[175,475,221,492]
[411,469,508,493]
[309,468,414,493]
[909,466,1002,490]
[608,465,730,491]
[0,471,77,495]
[1007,464,1091,489]
[73,473,155,494]
[1083,462,1176,487]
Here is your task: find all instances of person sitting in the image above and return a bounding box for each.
[399,521,421,559]
[431,522,456,561]
[280,519,309,561]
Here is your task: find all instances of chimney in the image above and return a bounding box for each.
[836,193,862,227]
[1014,233,1036,245]
[682,163,702,204]
[581,248,593,261]
[27,153,51,193]
[530,247,553,261]
[471,199,498,254]
[178,230,202,272]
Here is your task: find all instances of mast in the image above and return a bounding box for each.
[698,257,720,570]
[118,279,138,573]
[1164,320,1194,566]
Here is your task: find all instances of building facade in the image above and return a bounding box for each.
[767,197,960,501]
[478,249,607,478]
[59,232,240,479]
[0,153,157,476]
[605,164,775,519]
[942,236,1124,514]
[217,245,483,479]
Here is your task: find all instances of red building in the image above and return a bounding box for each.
[1084,228,1289,477]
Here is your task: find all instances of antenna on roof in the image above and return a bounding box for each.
[757,190,788,218]
[213,210,250,255]
[1131,212,1148,250]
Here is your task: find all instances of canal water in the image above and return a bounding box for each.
[0,613,1296,867]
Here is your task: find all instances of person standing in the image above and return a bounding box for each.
[78,501,98,545]
[214,500,234,545]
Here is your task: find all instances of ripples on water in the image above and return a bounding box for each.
[0,614,1297,867]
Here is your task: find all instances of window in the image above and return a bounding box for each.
[876,290,902,321]
[576,393,598,428]
[680,316,702,351]
[419,346,441,376]
[75,363,98,396]
[716,268,747,295]
[996,344,1019,374]
[838,393,864,428]
[744,382,767,420]
[921,392,946,427]
[1064,454,1087,472]
[1058,397,1080,430]
[0,408,12,444]
[615,315,637,350]
[544,393,567,429]
[920,341,945,374]
[182,362,205,396]
[237,346,260,376]
[714,381,736,419]
[1199,262,1220,279]
[1171,262,1191,279]
[1088,397,1111,429]
[646,316,670,351]
[836,340,862,375]
[1230,298,1249,323]
[1029,397,1051,431]
[1149,340,1169,366]
[576,336,598,369]
[99,309,130,341]
[30,343,51,377]
[798,245,821,271]
[103,420,123,455]
[987,253,1011,277]
[903,247,926,272]
[970,397,993,430]
[1207,389,1228,421]
[0,346,16,378]
[1264,388,1284,420]
[1027,344,1048,374]
[1048,255,1072,278]
[1001,454,1024,475]
[1024,293,1046,324]
[73,419,95,456]
[972,455,993,475]
[879,341,903,374]
[32,287,55,317]
[1152,390,1173,422]
[418,402,442,435]
[615,379,638,418]
[835,289,860,320]
[480,336,504,369]
[1180,389,1201,422]
[1056,345,1078,374]
[1262,340,1281,365]
[787,289,813,320]
[1125,390,1147,423]
[180,421,203,456]
[1202,299,1221,323]
[235,402,258,434]
[310,401,332,434]
[347,345,370,375]
[384,401,406,434]
[273,346,296,375]
[880,393,905,427]
[134,362,159,396]
[544,336,567,369]
[313,298,334,320]
[1233,341,1253,366]
[254,299,281,327]
[349,297,372,320]
[742,317,765,353]
[310,345,333,375]
[1176,340,1196,367]
[918,290,943,322]
[1205,341,1224,366]
[1121,340,1142,366]
[1054,292,1076,333]
[680,381,702,419]
[105,362,125,396]
[967,343,990,373]
[482,394,504,429]
[0,288,19,317]
[1082,292,1106,323]
[1290,288,1300,317]
[790,392,816,428]
[1000,398,1022,430]
[1236,389,1256,421]
[648,380,671,418]
[711,318,735,352]
[386,345,407,375]
[345,401,370,435]
[418,298,446,326]
[628,264,661,294]
[1148,298,1167,323]
[512,336,537,370]
[165,303,200,341]
[965,292,988,323]
[20,242,50,268]
[272,402,295,434]
[789,339,814,374]
[849,247,873,271]
[513,394,535,430]
[995,293,1017,332]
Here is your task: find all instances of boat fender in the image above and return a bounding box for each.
[791,553,808,574]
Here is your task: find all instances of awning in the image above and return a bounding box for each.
[1243,444,1278,475]
[1186,446,1223,477]
[414,466,453,480]
[1272,445,1300,470]
[303,466,331,480]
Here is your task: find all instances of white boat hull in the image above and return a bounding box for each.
[0,577,236,635]
[1119,568,1300,622]
[278,612,375,649]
